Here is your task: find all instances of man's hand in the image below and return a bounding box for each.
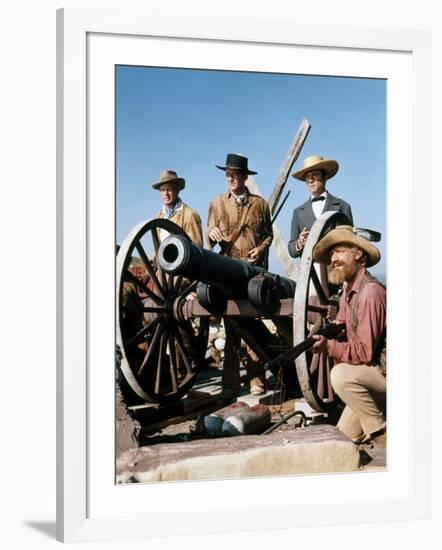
[247,247,263,264]
[208,226,224,242]
[296,227,309,250]
[312,334,332,355]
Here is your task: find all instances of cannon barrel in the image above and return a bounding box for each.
[158,235,295,303]
[158,234,264,298]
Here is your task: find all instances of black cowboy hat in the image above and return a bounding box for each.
[215,153,257,175]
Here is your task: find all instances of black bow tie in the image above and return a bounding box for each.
[312,196,325,202]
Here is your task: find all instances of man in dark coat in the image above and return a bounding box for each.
[288,155,353,258]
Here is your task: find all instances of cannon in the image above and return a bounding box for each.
[116,211,351,411]
[158,233,296,313]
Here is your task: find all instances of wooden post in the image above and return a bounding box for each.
[267,118,311,215]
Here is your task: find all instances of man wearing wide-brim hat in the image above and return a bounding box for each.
[207,153,273,397]
[288,155,353,258]
[311,225,386,449]
[153,170,203,246]
[207,153,272,266]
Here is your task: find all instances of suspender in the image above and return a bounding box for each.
[350,272,387,375]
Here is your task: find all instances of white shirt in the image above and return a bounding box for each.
[311,191,328,219]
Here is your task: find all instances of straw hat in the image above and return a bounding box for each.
[152,170,185,191]
[292,155,339,181]
[313,225,381,267]
[215,153,257,175]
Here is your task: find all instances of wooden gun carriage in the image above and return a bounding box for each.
[116,210,351,412]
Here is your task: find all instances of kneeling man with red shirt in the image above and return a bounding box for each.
[312,225,386,447]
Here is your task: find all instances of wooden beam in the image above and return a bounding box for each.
[267,118,311,215]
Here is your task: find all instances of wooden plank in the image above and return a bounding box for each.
[128,391,232,426]
[267,118,311,215]
[183,297,294,318]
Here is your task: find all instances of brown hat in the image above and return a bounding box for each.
[152,170,185,191]
[292,155,339,181]
[313,225,381,267]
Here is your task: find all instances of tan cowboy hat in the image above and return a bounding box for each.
[313,225,381,267]
[152,170,185,191]
[292,155,339,181]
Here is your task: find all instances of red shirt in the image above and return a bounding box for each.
[330,267,386,365]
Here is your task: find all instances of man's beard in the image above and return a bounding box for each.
[328,262,359,285]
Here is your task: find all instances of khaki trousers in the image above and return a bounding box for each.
[331,362,386,442]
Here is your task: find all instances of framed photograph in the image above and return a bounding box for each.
[57,7,430,543]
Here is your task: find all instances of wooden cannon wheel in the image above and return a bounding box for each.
[116,218,209,404]
[293,211,352,412]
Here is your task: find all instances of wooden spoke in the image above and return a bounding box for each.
[126,316,161,348]
[323,352,330,399]
[309,267,329,305]
[177,321,198,348]
[154,329,168,394]
[310,353,320,374]
[316,352,333,402]
[151,228,167,289]
[307,317,322,338]
[317,353,325,399]
[167,274,175,293]
[173,275,183,293]
[137,321,165,377]
[326,356,334,401]
[124,269,163,306]
[167,333,179,393]
[178,280,197,299]
[122,305,165,314]
[174,331,193,375]
[306,304,329,315]
[135,242,165,299]
[320,354,328,401]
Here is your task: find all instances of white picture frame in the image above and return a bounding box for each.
[56,7,431,543]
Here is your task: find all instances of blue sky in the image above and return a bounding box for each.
[116,66,386,276]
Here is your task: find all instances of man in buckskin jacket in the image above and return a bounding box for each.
[288,155,353,258]
[207,154,273,268]
[207,153,273,396]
